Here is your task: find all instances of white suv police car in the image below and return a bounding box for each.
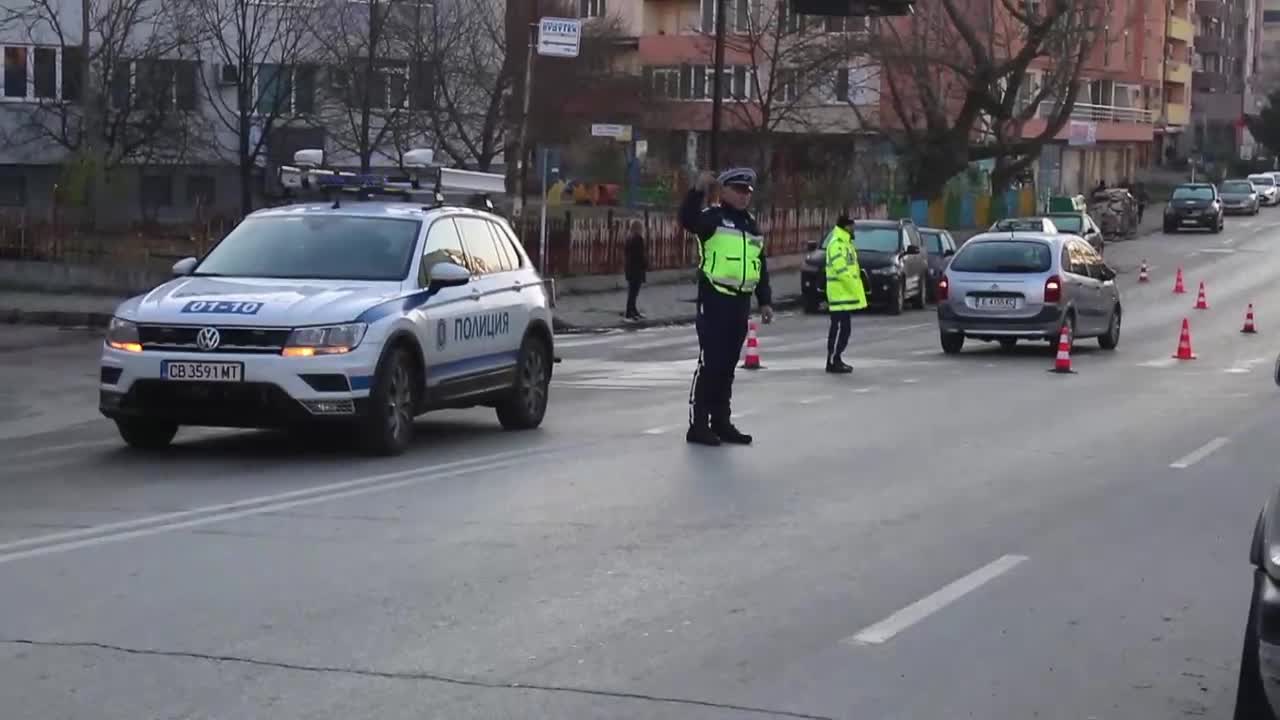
[99,151,555,455]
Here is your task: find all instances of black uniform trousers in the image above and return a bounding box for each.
[827,311,851,362]
[689,284,752,428]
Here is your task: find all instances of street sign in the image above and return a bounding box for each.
[537,17,581,58]
[635,140,649,159]
[591,123,633,141]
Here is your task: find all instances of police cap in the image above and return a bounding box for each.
[717,168,756,192]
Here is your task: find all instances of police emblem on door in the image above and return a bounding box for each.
[196,327,221,351]
[436,319,447,350]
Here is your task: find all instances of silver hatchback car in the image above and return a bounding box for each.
[935,232,1122,354]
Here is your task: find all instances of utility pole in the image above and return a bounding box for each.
[512,0,538,218]
[709,0,727,170]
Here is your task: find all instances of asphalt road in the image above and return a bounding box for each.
[4,212,1280,719]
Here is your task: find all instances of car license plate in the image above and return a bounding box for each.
[975,297,1017,309]
[161,360,243,382]
[1182,218,1199,225]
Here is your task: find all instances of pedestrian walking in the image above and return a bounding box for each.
[678,168,774,447]
[824,214,867,373]
[624,220,647,320]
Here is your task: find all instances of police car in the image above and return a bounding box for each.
[99,149,555,455]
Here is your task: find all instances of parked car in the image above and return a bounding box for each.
[800,219,930,315]
[1163,183,1224,233]
[1249,173,1280,205]
[989,217,1060,234]
[1232,484,1280,719]
[935,232,1121,354]
[1086,188,1139,245]
[1045,210,1107,256]
[918,227,958,302]
[1221,179,1262,215]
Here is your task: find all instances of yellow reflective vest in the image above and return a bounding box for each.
[699,224,764,296]
[825,225,868,312]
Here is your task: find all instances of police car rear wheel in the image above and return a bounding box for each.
[115,418,178,450]
[361,347,417,456]
[497,336,550,430]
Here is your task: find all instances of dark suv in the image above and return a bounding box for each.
[801,218,930,315]
[1163,183,1224,233]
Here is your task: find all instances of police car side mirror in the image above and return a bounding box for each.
[943,248,956,257]
[428,262,471,290]
[172,257,198,277]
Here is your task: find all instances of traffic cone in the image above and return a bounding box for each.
[1194,281,1209,310]
[741,320,764,370]
[1173,318,1197,360]
[1243,304,1258,334]
[1048,324,1075,374]
[1173,267,1186,294]
[1138,259,1150,283]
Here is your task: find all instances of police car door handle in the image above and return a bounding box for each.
[469,288,482,300]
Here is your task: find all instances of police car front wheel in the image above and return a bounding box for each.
[115,418,179,450]
[360,345,419,456]
[496,335,551,431]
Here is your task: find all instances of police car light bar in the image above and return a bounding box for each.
[277,148,507,205]
[438,167,506,195]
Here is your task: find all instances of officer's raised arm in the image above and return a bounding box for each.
[679,171,720,240]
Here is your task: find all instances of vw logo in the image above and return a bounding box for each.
[196,327,221,351]
[435,319,447,351]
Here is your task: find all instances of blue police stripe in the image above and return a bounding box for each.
[431,350,518,381]
[348,375,373,390]
[355,289,437,324]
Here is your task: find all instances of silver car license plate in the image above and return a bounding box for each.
[161,361,244,382]
[975,297,1017,309]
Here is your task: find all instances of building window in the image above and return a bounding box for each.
[647,64,755,101]
[113,59,199,111]
[331,61,422,112]
[0,45,82,102]
[0,176,26,206]
[4,47,26,98]
[187,176,215,207]
[699,0,759,33]
[140,175,174,208]
[834,61,879,105]
[256,64,317,116]
[579,0,605,18]
[1265,9,1280,23]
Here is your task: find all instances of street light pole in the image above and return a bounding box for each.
[709,0,727,170]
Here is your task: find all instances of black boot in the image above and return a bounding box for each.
[826,356,853,374]
[686,408,721,446]
[711,412,752,445]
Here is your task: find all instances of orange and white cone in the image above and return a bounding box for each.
[1049,324,1075,374]
[1243,304,1258,334]
[1173,267,1186,294]
[741,321,764,370]
[1173,318,1197,360]
[1194,281,1209,310]
[1138,259,1150,283]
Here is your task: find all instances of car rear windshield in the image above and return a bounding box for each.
[1250,175,1276,187]
[1046,214,1082,233]
[920,231,944,254]
[849,226,900,253]
[194,215,421,281]
[949,241,1052,274]
[1223,181,1255,193]
[1172,186,1214,200]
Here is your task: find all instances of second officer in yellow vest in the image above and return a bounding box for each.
[678,168,774,446]
[824,215,867,374]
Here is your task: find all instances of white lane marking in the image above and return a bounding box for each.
[852,386,877,393]
[1225,367,1251,374]
[797,396,828,405]
[554,333,628,348]
[9,428,234,460]
[846,554,1029,646]
[1199,248,1237,254]
[1139,358,1179,369]
[1170,437,1230,469]
[0,446,560,558]
[1224,237,1237,245]
[910,349,937,356]
[902,378,920,384]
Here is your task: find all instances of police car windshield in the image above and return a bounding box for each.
[194,216,420,281]
[851,227,901,253]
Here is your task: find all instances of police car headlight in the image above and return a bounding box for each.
[283,323,367,357]
[106,317,142,353]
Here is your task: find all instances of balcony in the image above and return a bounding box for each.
[1169,15,1194,43]
[1038,101,1155,124]
[1165,102,1190,126]
[1196,33,1225,55]
[1166,60,1192,85]
[1196,0,1226,18]
[1194,70,1229,92]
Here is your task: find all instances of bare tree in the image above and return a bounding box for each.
[3,0,202,224]
[852,0,1104,198]
[701,0,864,178]
[187,0,311,217]
[308,0,434,172]
[421,0,509,170]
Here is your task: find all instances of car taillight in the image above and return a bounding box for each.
[1044,274,1062,304]
[937,276,949,301]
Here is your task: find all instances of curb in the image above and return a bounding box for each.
[554,295,802,332]
[2,308,113,328]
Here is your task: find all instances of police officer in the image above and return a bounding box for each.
[823,214,867,373]
[679,168,774,446]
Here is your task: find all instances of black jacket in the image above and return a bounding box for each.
[678,188,773,307]
[624,232,647,284]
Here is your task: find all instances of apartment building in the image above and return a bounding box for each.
[1256,0,1280,122]
[1178,0,1252,162]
